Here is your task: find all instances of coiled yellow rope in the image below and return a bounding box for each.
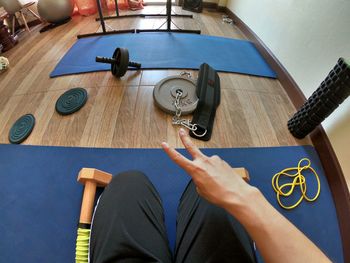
[272,158,321,210]
[75,228,90,263]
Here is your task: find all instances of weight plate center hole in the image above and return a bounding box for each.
[171,86,188,98]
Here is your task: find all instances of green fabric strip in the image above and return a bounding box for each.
[76,228,91,263]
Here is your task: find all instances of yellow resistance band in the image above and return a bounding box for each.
[75,228,90,263]
[272,158,321,210]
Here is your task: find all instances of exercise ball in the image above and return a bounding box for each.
[37,0,74,24]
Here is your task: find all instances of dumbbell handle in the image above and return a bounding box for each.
[96,56,116,64]
[96,56,142,69]
[129,61,142,69]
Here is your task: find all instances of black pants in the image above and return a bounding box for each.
[90,171,256,263]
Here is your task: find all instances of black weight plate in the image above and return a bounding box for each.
[56,88,88,115]
[9,114,35,144]
[112,48,129,77]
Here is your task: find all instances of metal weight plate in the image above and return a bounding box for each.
[9,114,35,144]
[153,76,198,115]
[112,48,129,77]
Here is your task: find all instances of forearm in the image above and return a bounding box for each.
[226,187,331,263]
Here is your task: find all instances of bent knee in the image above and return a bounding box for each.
[107,170,150,191]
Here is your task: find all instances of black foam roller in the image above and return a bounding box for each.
[288,58,350,139]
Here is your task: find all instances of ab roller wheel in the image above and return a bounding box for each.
[96,48,141,78]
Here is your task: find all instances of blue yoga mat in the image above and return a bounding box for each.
[0,144,343,263]
[50,33,276,78]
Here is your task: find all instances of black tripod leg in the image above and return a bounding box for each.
[97,0,107,33]
[135,0,201,34]
[115,0,119,16]
[166,0,171,31]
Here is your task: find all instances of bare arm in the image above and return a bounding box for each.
[162,129,331,263]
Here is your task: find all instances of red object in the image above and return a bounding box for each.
[75,0,98,16]
[105,0,144,11]
[73,0,144,16]
[128,0,144,10]
[101,0,108,10]
[105,0,117,10]
[106,0,128,10]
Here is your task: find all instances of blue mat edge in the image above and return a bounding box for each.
[0,143,319,157]
[50,67,278,79]
[49,33,278,79]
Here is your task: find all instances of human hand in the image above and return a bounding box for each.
[163,130,332,263]
[161,128,256,211]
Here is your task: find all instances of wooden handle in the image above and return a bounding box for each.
[233,167,250,182]
[79,181,97,224]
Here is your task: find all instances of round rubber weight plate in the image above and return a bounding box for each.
[153,76,198,115]
[56,88,88,115]
[9,114,35,144]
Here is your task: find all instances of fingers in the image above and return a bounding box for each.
[161,142,193,171]
[179,129,204,159]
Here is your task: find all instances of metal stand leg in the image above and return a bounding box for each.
[77,0,135,38]
[98,0,107,33]
[135,0,200,34]
[166,0,171,30]
[97,13,193,21]
[115,0,119,16]
[95,0,195,24]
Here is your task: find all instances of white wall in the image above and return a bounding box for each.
[225,0,350,179]
[226,0,350,97]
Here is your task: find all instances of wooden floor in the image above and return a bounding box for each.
[0,6,311,149]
